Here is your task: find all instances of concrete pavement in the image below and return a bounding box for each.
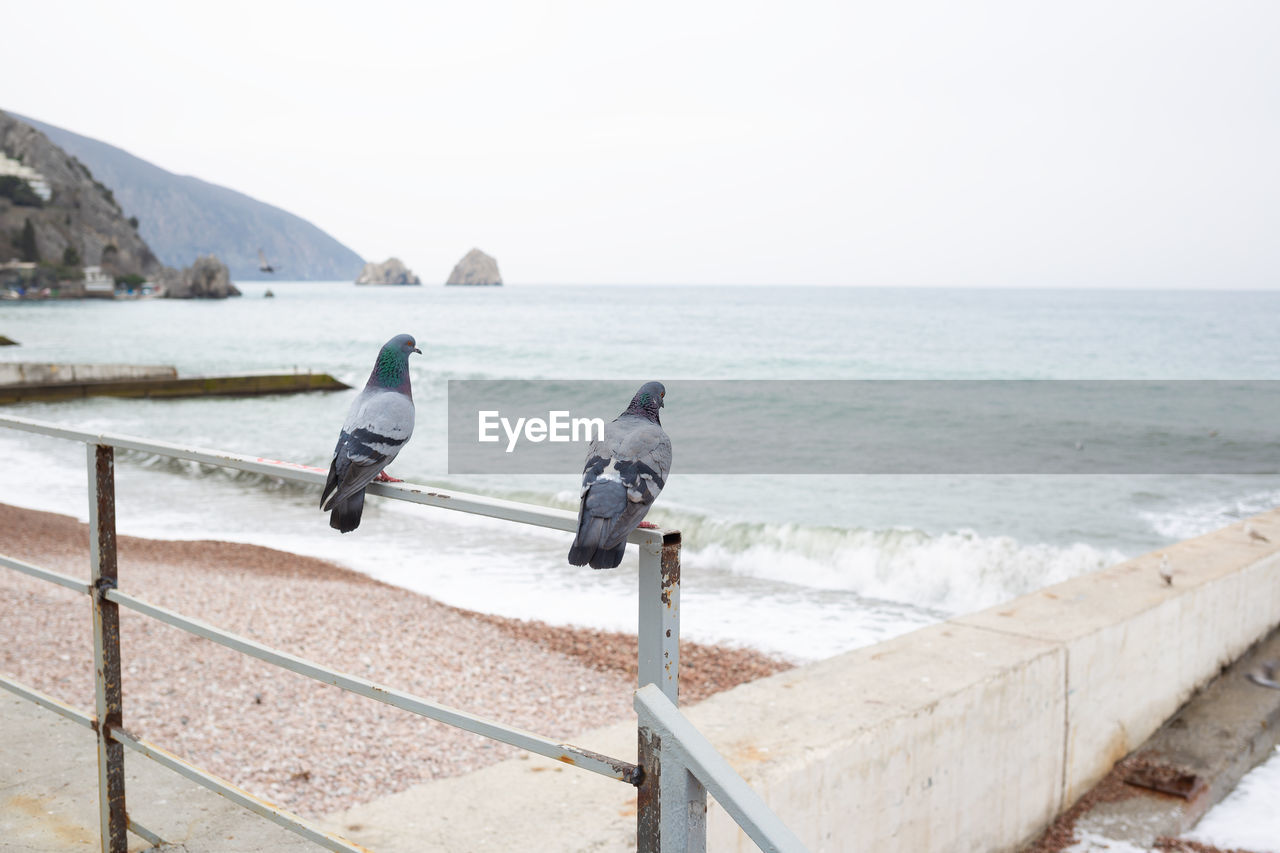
[0,694,316,852]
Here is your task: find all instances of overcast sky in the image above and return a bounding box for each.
[6,1,1278,286]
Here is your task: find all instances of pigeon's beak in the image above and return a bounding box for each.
[412,347,422,355]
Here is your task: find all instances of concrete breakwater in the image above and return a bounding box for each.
[0,362,348,403]
[0,363,178,385]
[326,510,1280,852]
[700,511,1280,851]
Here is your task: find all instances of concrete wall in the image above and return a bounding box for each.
[702,511,1280,852]
[327,512,1280,853]
[0,363,176,385]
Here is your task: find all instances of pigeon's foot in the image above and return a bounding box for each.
[375,471,404,483]
[637,521,658,529]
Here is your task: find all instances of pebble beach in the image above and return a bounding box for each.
[0,501,790,818]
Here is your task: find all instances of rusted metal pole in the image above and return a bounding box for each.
[637,532,706,852]
[88,443,127,853]
[637,532,682,704]
[636,685,806,853]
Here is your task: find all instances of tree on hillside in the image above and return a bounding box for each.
[0,176,43,207]
[18,218,39,262]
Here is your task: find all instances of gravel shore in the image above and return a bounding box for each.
[0,502,790,818]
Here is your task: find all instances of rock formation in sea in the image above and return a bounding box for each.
[445,248,502,286]
[159,255,241,299]
[355,257,422,286]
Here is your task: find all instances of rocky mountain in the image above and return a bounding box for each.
[356,257,421,285]
[1,111,160,280]
[14,112,364,281]
[445,248,502,286]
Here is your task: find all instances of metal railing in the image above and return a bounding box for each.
[0,413,805,852]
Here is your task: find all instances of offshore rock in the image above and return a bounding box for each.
[356,257,421,286]
[445,248,502,286]
[160,254,241,299]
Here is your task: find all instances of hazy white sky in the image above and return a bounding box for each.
[6,1,1278,286]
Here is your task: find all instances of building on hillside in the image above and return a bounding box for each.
[82,265,114,297]
[0,154,53,202]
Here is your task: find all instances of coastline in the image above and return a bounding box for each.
[0,501,790,818]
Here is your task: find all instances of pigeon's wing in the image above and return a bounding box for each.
[578,417,670,548]
[570,416,672,568]
[321,389,414,510]
[593,418,671,549]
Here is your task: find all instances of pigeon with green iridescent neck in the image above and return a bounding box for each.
[568,382,672,569]
[321,334,421,532]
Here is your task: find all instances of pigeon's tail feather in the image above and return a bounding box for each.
[588,542,627,570]
[321,459,342,510]
[568,481,627,569]
[329,490,366,533]
[568,518,627,569]
[568,514,607,566]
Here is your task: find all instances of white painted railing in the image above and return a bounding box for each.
[0,413,804,852]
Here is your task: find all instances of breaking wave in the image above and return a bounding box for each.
[669,515,1125,614]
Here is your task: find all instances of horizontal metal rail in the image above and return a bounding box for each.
[0,413,670,543]
[0,553,90,594]
[0,555,643,785]
[0,414,805,852]
[106,587,641,784]
[0,674,95,730]
[125,817,164,848]
[0,677,165,847]
[108,725,370,853]
[635,684,807,853]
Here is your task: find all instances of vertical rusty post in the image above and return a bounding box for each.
[88,443,127,853]
[637,532,705,852]
[637,725,665,853]
[637,532,682,704]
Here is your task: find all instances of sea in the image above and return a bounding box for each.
[2,283,1279,665]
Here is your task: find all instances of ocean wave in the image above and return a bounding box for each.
[550,488,1126,614]
[669,516,1124,614]
[1140,488,1280,541]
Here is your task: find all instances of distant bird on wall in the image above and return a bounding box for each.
[321,334,420,532]
[1245,523,1271,543]
[258,248,277,273]
[569,382,672,569]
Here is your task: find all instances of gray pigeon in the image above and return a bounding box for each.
[321,334,421,532]
[568,382,672,569]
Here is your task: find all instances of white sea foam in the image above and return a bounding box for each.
[1140,488,1280,542]
[675,516,1125,615]
[1182,745,1280,852]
